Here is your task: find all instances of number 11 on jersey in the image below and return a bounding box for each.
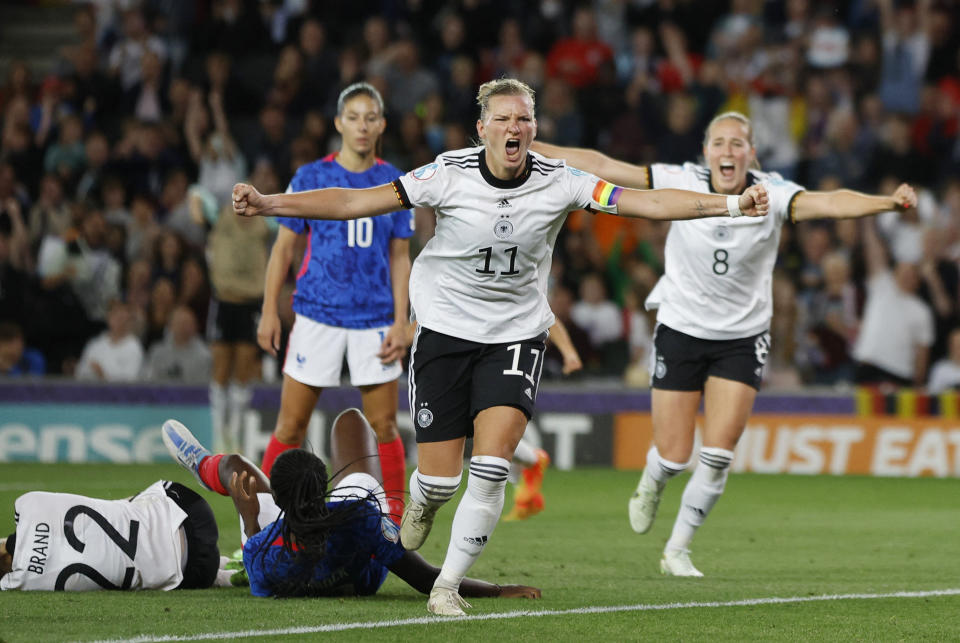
[503,343,541,384]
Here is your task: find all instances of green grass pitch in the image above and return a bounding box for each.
[1,462,958,642]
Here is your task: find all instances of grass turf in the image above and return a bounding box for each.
[1,463,958,642]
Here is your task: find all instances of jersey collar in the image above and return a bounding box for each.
[478,149,532,189]
[706,169,758,194]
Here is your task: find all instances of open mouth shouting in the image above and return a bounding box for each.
[719,161,737,180]
[505,138,522,161]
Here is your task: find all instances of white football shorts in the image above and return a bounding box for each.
[283,314,403,387]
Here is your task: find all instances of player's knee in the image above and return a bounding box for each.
[367,414,399,442]
[274,413,309,444]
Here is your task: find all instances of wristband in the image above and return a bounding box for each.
[727,194,743,218]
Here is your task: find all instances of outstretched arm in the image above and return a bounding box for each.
[532,141,650,189]
[615,183,768,220]
[233,183,401,220]
[388,551,541,599]
[793,183,916,222]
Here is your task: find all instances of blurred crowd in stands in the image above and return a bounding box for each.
[1,0,960,392]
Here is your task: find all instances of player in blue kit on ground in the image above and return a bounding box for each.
[257,83,412,524]
[162,408,540,600]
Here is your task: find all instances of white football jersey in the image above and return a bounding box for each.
[645,162,803,340]
[1,481,187,591]
[396,147,619,344]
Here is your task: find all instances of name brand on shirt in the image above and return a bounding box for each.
[496,198,512,208]
[27,522,50,575]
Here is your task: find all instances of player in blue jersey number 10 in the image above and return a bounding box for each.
[256,83,413,525]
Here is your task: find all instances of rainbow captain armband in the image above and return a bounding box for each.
[591,180,624,212]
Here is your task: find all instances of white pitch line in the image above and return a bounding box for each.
[86,588,960,643]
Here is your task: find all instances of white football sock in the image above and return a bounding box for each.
[434,455,509,591]
[226,382,252,448]
[512,439,538,467]
[509,439,539,483]
[409,469,462,507]
[665,447,734,552]
[645,445,687,487]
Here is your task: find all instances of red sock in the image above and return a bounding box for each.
[198,455,228,496]
[261,435,299,477]
[377,437,406,522]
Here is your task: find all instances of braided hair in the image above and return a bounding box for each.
[259,449,385,597]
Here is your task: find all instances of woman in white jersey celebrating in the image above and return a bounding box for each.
[232,80,769,615]
[533,112,917,577]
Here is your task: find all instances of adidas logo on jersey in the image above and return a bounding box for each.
[497,198,512,208]
[524,387,533,399]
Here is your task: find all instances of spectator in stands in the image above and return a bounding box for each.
[0,321,45,376]
[178,256,210,330]
[108,8,167,92]
[297,18,338,111]
[184,89,246,208]
[159,170,206,249]
[853,219,934,388]
[27,173,72,249]
[144,277,177,349]
[75,130,111,202]
[244,104,291,184]
[123,49,167,123]
[76,300,143,381]
[877,0,932,115]
[537,79,583,147]
[917,226,959,364]
[545,6,613,89]
[0,195,31,277]
[570,272,624,374]
[379,38,438,116]
[927,328,960,394]
[62,43,122,135]
[43,113,86,182]
[0,207,30,327]
[0,60,33,114]
[36,205,121,326]
[124,191,160,263]
[803,251,858,385]
[142,305,211,382]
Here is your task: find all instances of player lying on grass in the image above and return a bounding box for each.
[163,409,541,601]
[0,480,220,591]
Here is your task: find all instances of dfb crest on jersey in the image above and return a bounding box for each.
[713,225,731,242]
[417,407,434,428]
[494,216,514,239]
[655,356,667,379]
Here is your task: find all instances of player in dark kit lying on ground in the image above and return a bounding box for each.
[163,407,541,601]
